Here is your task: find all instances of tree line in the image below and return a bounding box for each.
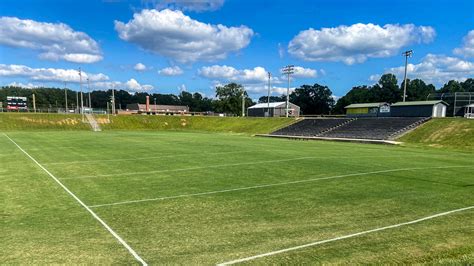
[1,74,473,115]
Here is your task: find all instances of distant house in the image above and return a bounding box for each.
[391,100,448,117]
[126,103,189,114]
[344,102,390,117]
[247,102,300,117]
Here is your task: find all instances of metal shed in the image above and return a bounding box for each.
[391,100,448,117]
[247,102,300,117]
[345,102,390,117]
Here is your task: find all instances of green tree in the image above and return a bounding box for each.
[332,86,372,114]
[214,83,253,116]
[439,80,463,93]
[372,73,402,103]
[401,79,436,101]
[257,95,286,103]
[289,83,335,115]
[461,78,474,92]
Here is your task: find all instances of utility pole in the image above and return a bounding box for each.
[76,91,79,113]
[78,68,84,121]
[241,88,245,117]
[111,84,116,116]
[402,50,413,102]
[64,81,68,113]
[267,72,271,117]
[282,65,294,117]
[32,93,36,113]
[154,97,157,113]
[87,78,92,110]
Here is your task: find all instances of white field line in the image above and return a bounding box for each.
[2,133,148,266]
[25,145,80,151]
[43,150,259,165]
[61,154,423,181]
[88,165,473,208]
[62,156,318,180]
[218,205,474,265]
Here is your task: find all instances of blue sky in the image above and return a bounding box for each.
[0,0,473,99]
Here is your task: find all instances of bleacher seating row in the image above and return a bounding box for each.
[272,118,352,136]
[271,117,429,140]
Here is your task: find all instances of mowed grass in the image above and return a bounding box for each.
[1,130,473,264]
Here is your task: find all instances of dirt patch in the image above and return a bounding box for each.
[425,122,464,142]
[18,117,80,125]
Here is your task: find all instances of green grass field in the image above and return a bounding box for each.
[2,129,473,264]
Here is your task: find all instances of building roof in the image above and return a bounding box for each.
[344,102,387,109]
[128,103,189,111]
[391,100,449,107]
[465,103,474,108]
[248,102,289,109]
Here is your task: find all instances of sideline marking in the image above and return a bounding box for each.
[217,205,474,265]
[3,133,148,265]
[62,154,424,181]
[89,165,473,208]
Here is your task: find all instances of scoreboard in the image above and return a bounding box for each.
[7,96,28,111]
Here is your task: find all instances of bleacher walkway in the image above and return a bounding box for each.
[265,117,430,144]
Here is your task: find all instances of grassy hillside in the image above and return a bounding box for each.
[0,113,90,131]
[101,115,293,135]
[0,113,294,135]
[399,118,474,151]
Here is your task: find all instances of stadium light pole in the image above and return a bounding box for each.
[402,50,413,102]
[267,71,271,117]
[282,65,294,117]
[32,93,36,113]
[111,84,116,116]
[78,68,84,121]
[75,91,79,113]
[241,87,245,117]
[64,81,68,114]
[87,78,92,111]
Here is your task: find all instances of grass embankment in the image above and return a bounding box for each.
[102,115,293,135]
[0,113,90,131]
[399,118,474,151]
[0,113,294,135]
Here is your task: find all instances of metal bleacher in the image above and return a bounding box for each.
[271,117,430,141]
[319,117,429,140]
[272,118,353,137]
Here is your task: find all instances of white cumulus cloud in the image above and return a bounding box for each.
[199,65,274,84]
[372,54,474,85]
[0,64,109,83]
[158,66,184,76]
[0,17,102,63]
[142,0,225,12]
[288,23,435,64]
[134,63,147,71]
[7,82,40,88]
[453,30,474,58]
[292,66,317,78]
[114,9,253,63]
[125,78,154,91]
[94,79,154,92]
[245,85,295,95]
